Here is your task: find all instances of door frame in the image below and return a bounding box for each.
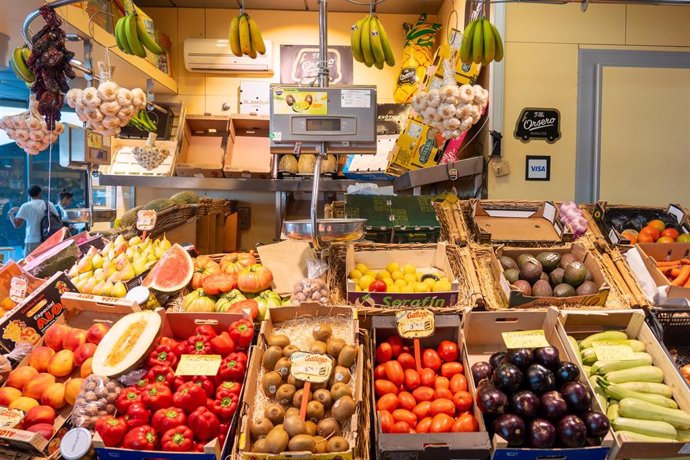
[575,48,690,203]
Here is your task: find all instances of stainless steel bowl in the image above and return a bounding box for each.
[283,218,367,243]
[63,208,117,223]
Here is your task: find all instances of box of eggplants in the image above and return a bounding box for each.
[234,304,364,459]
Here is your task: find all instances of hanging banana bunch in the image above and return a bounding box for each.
[351,14,395,69]
[114,10,164,57]
[459,16,503,66]
[229,10,266,58]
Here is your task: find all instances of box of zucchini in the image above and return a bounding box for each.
[557,309,690,459]
[490,244,610,309]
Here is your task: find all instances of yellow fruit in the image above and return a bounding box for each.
[416,272,423,281]
[376,270,391,280]
[349,269,363,280]
[394,279,407,288]
[355,263,369,273]
[400,285,415,293]
[440,277,450,284]
[354,285,362,292]
[387,285,400,293]
[414,282,431,293]
[366,270,378,278]
[383,278,394,287]
[403,274,417,284]
[402,264,416,275]
[359,275,375,291]
[386,263,401,274]
[391,271,403,281]
[423,278,437,288]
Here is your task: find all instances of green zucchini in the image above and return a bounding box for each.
[567,335,581,364]
[590,352,653,375]
[582,365,591,377]
[580,331,629,349]
[589,375,608,411]
[606,366,664,384]
[598,378,678,408]
[615,430,676,443]
[582,347,598,365]
[627,339,646,352]
[619,398,690,430]
[612,417,677,439]
[607,402,620,421]
[617,382,673,398]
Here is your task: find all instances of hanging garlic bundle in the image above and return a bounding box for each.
[133,132,169,170]
[0,95,64,155]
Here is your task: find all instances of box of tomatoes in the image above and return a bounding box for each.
[371,312,491,460]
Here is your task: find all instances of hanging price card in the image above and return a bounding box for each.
[136,210,157,231]
[502,330,550,349]
[175,354,222,376]
[396,309,435,339]
[9,277,28,303]
[290,352,333,383]
[592,340,635,361]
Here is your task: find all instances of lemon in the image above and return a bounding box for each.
[387,285,400,293]
[383,277,394,287]
[355,263,369,273]
[349,269,363,280]
[416,272,423,281]
[400,284,415,293]
[376,270,391,280]
[414,282,431,293]
[391,270,404,281]
[386,262,401,274]
[366,270,378,278]
[440,276,450,283]
[423,278,437,288]
[359,274,375,291]
[403,273,417,284]
[354,284,362,292]
[402,264,416,275]
[395,279,407,288]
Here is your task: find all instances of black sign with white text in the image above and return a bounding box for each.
[515,108,561,143]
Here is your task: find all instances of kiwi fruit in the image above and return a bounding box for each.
[330,382,353,401]
[307,400,325,422]
[504,268,520,284]
[331,366,352,386]
[332,395,355,422]
[549,267,565,285]
[326,338,346,358]
[283,414,307,437]
[274,357,292,378]
[313,389,333,409]
[262,346,284,371]
[310,340,328,354]
[313,324,333,342]
[283,344,300,357]
[337,345,357,368]
[250,417,273,441]
[261,371,283,397]
[327,436,350,453]
[317,417,341,437]
[267,334,290,348]
[293,388,312,407]
[252,438,268,453]
[265,426,289,454]
[265,403,286,425]
[285,407,300,418]
[310,380,328,391]
[276,384,297,406]
[314,435,328,453]
[305,420,317,436]
[289,434,316,452]
[499,256,519,270]
[288,374,304,389]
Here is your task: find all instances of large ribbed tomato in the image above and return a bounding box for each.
[237,264,273,293]
[219,252,256,275]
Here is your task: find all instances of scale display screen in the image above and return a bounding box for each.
[306,118,341,132]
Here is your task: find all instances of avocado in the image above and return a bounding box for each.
[513,280,532,296]
[540,272,550,283]
[536,252,561,272]
[532,280,553,297]
[504,268,520,284]
[585,269,594,281]
[499,256,519,271]
[553,283,576,297]
[517,254,533,269]
[564,261,588,287]
[576,280,599,295]
[549,267,565,286]
[520,257,543,283]
[559,253,577,270]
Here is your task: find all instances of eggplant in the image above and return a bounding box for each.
[526,363,556,394]
[557,415,587,448]
[560,381,592,413]
[476,379,508,415]
[507,348,534,369]
[581,411,610,438]
[510,390,541,419]
[471,362,493,385]
[555,361,580,386]
[493,414,526,447]
[540,391,568,421]
[493,363,523,394]
[527,418,556,448]
[489,351,507,370]
[533,347,560,370]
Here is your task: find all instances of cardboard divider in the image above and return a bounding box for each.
[223,115,271,178]
[176,115,230,178]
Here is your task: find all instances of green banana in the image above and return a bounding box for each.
[482,19,495,65]
[115,17,132,54]
[229,15,242,57]
[460,19,477,65]
[136,14,163,55]
[472,18,484,64]
[360,15,375,67]
[376,17,395,67]
[247,16,266,55]
[491,22,504,62]
[350,17,365,63]
[239,14,251,56]
[21,47,31,65]
[125,15,146,58]
[11,48,34,83]
[369,17,385,68]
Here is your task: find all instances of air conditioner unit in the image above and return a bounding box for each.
[183,38,273,74]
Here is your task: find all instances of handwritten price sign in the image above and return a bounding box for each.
[502,330,550,349]
[396,309,435,339]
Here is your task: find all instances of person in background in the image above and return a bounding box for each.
[7,185,59,257]
[55,189,73,220]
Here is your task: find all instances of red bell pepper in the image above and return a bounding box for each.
[228,319,254,349]
[135,379,149,389]
[125,403,151,430]
[211,391,238,421]
[188,376,216,398]
[210,331,235,356]
[173,382,207,413]
[173,340,187,357]
[116,387,143,414]
[218,352,248,382]
[161,425,194,452]
[122,425,157,450]
[206,397,215,410]
[187,406,220,441]
[146,365,175,387]
[218,422,230,446]
[186,334,212,355]
[158,336,179,349]
[216,380,242,399]
[195,325,217,338]
[95,416,127,447]
[147,345,178,368]
[142,383,174,411]
[194,441,206,452]
[152,407,187,434]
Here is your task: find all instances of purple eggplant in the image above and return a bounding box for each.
[581,411,610,437]
[490,351,507,370]
[533,346,560,369]
[493,363,523,394]
[540,391,568,421]
[526,363,556,394]
[557,415,587,447]
[511,391,541,419]
[476,379,508,415]
[555,361,580,386]
[507,348,534,369]
[494,414,526,447]
[527,418,556,448]
[560,381,592,413]
[471,361,493,385]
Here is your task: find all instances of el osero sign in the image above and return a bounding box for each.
[514,108,561,143]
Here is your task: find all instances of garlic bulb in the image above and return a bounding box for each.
[412,83,489,139]
[72,80,147,137]
[0,96,63,155]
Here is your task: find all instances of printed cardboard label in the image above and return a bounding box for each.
[9,277,28,303]
[290,352,333,383]
[175,354,222,376]
[502,330,550,349]
[136,210,157,231]
[592,340,635,361]
[0,408,23,428]
[273,90,327,115]
[341,89,371,108]
[396,309,435,339]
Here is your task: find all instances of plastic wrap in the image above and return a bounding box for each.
[72,375,123,430]
[292,278,330,305]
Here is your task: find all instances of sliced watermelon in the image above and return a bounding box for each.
[143,243,193,293]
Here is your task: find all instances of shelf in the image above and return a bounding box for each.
[393,156,484,192]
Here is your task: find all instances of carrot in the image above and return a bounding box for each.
[671,266,690,286]
[657,261,681,267]
[671,268,681,277]
[660,266,677,274]
[682,259,690,265]
[684,278,690,288]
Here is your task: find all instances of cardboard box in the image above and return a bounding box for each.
[223,115,271,178]
[0,261,45,307]
[634,243,690,303]
[342,135,396,181]
[469,200,573,245]
[239,81,270,115]
[235,304,362,460]
[592,202,689,247]
[491,244,611,308]
[557,309,690,459]
[372,314,491,460]
[387,118,444,176]
[345,243,458,308]
[176,115,230,178]
[464,309,613,460]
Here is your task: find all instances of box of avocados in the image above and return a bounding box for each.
[490,244,610,308]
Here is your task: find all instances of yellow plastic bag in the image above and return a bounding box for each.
[393,13,441,103]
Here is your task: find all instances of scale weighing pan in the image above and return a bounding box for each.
[283,218,366,243]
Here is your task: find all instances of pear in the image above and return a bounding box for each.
[112,281,127,298]
[67,264,79,278]
[82,278,98,294]
[106,248,116,260]
[128,236,143,246]
[154,246,166,259]
[132,257,148,276]
[77,272,93,282]
[158,235,172,252]
[74,278,87,292]
[107,272,120,284]
[114,235,126,246]
[93,280,105,296]
[77,257,93,274]
[93,268,105,281]
[101,242,114,253]
[118,261,136,281]
[140,239,153,251]
[92,253,104,269]
[125,247,139,261]
[86,246,98,258]
[147,254,158,263]
[101,281,113,297]
[114,243,128,256]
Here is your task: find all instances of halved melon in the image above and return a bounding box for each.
[143,243,193,293]
[92,311,161,377]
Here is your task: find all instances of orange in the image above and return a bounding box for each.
[637,233,655,244]
[648,219,666,232]
[661,228,680,240]
[640,226,660,241]
[621,230,638,244]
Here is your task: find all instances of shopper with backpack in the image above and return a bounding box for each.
[7,185,62,257]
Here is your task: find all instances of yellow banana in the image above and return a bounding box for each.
[482,19,495,64]
[247,16,266,55]
[248,33,257,59]
[376,17,395,67]
[229,15,242,57]
[459,19,477,64]
[350,17,365,63]
[491,22,504,62]
[21,47,31,65]
[360,15,374,67]
[239,14,251,56]
[136,14,163,55]
[369,17,385,68]
[472,18,483,64]
[125,15,146,58]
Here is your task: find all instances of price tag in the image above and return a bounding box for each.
[9,277,28,303]
[396,309,435,339]
[86,131,102,149]
[136,210,157,231]
[290,352,333,384]
[592,340,635,361]
[502,330,550,349]
[175,354,222,376]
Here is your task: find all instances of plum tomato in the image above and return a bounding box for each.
[374,364,387,380]
[422,349,442,371]
[452,413,479,432]
[398,391,417,411]
[392,409,417,427]
[387,335,403,358]
[449,373,468,393]
[397,353,416,370]
[403,369,421,390]
[376,393,399,411]
[374,379,399,397]
[420,368,436,387]
[384,360,405,387]
[434,376,450,390]
[376,343,393,363]
[411,386,435,402]
[430,398,456,417]
[452,390,473,412]
[412,401,431,419]
[435,387,454,400]
[441,362,464,379]
[437,340,459,363]
[379,410,394,433]
[416,417,432,433]
[430,413,454,433]
[390,421,412,433]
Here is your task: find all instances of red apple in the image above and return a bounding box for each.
[73,343,97,367]
[62,329,87,352]
[86,323,110,345]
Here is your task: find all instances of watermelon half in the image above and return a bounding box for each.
[143,243,193,293]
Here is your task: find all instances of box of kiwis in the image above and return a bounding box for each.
[234,304,364,459]
[491,244,610,308]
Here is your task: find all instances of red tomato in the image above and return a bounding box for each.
[390,421,411,433]
[430,398,456,417]
[420,368,436,387]
[397,353,416,370]
[412,386,434,402]
[416,417,432,433]
[376,393,399,412]
[452,413,479,432]
[441,362,464,379]
[434,376,450,390]
[422,349,442,371]
[403,369,421,390]
[452,391,473,412]
[412,401,431,420]
[435,387,454,400]
[374,364,387,380]
[449,374,468,393]
[437,340,459,363]
[387,335,403,357]
[398,391,417,411]
[376,343,393,363]
[430,413,454,433]
[392,409,417,427]
[375,379,399,397]
[402,345,411,354]
[384,361,405,387]
[379,410,394,433]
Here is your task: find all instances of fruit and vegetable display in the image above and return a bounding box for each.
[559,202,589,239]
[348,262,452,293]
[499,250,601,298]
[114,11,164,57]
[573,331,690,443]
[653,257,690,288]
[472,346,609,448]
[604,212,690,244]
[228,11,266,58]
[351,14,395,69]
[0,96,64,155]
[114,190,201,230]
[459,17,503,66]
[393,13,441,104]
[374,336,480,434]
[411,83,488,139]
